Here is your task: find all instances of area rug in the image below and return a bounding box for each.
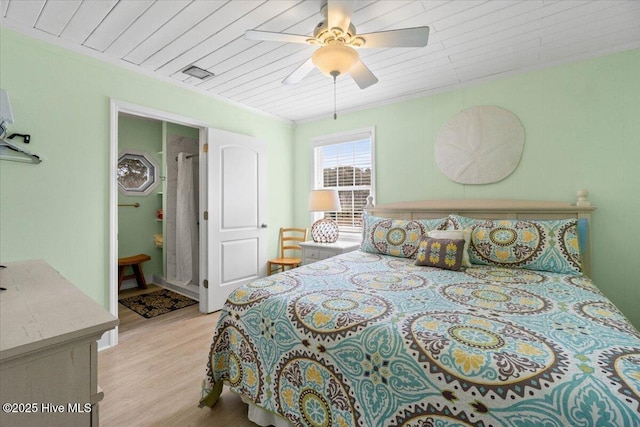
[119,289,197,319]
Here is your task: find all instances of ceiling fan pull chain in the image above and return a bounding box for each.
[333,74,337,120]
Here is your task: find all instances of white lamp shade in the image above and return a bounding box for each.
[308,189,341,212]
[0,89,14,124]
[311,45,359,77]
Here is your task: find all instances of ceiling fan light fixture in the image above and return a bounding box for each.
[312,45,359,77]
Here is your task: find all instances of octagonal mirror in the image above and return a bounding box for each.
[117,150,159,196]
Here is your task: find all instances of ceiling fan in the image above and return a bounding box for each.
[245,0,430,89]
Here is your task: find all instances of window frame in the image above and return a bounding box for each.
[117,150,160,196]
[311,127,375,241]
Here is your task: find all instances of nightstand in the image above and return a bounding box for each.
[300,240,360,265]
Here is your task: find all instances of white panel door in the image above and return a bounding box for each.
[204,128,267,312]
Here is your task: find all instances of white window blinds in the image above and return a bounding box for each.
[312,128,374,235]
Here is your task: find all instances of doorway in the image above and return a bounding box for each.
[108,100,209,348]
[108,100,268,350]
[117,115,201,301]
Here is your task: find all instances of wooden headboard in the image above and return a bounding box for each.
[366,190,597,277]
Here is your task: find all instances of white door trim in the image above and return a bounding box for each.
[107,99,210,350]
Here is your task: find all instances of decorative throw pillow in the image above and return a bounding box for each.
[446,214,480,231]
[417,218,449,233]
[415,236,465,270]
[469,218,583,275]
[428,229,471,267]
[361,214,446,258]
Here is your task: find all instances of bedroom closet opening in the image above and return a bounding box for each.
[117,114,200,303]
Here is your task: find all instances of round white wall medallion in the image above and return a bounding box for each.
[435,105,525,184]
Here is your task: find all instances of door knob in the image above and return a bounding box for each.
[261,224,268,228]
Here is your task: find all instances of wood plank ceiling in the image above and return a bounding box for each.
[1,0,639,123]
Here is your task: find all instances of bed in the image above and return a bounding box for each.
[200,194,640,426]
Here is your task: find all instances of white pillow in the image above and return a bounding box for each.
[428,229,471,267]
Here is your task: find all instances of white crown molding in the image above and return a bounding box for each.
[0,19,294,126]
[3,16,638,127]
[295,41,640,125]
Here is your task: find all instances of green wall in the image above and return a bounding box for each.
[117,115,163,279]
[2,25,638,330]
[166,122,199,140]
[116,118,201,281]
[0,28,294,308]
[293,48,640,329]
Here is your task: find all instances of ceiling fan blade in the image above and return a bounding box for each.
[244,30,310,44]
[358,26,430,48]
[350,59,378,89]
[327,0,356,31]
[282,58,316,85]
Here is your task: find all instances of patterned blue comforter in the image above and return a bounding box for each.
[201,251,640,426]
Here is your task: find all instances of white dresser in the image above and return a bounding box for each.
[300,240,361,265]
[0,260,119,427]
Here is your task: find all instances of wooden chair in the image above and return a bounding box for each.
[267,227,308,276]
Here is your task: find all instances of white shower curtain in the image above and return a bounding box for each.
[175,152,199,283]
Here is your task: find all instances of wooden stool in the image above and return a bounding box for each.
[118,254,151,292]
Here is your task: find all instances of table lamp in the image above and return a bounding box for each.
[308,189,341,243]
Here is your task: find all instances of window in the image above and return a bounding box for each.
[117,150,159,196]
[312,127,375,237]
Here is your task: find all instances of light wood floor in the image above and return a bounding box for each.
[99,285,261,426]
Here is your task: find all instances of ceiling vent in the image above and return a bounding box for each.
[181,65,214,80]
